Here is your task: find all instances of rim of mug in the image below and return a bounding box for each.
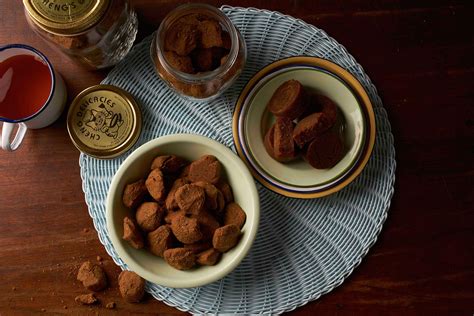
[0,43,56,124]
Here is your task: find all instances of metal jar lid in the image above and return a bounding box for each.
[23,0,110,35]
[67,84,142,159]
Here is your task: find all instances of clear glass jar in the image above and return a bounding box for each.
[23,0,138,69]
[151,4,246,101]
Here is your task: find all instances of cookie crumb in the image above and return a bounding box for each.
[83,228,90,233]
[75,293,98,305]
[41,308,46,312]
[12,286,16,291]
[106,302,116,309]
[63,305,68,309]
[30,297,34,301]
[96,256,103,262]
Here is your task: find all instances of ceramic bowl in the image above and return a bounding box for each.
[106,134,260,288]
[233,57,376,198]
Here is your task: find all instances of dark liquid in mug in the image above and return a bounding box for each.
[0,54,52,120]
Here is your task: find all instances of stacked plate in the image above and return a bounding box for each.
[233,56,376,198]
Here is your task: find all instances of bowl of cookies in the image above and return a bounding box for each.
[106,134,259,288]
[233,56,376,198]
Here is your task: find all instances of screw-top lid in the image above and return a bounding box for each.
[23,0,110,35]
[67,85,142,159]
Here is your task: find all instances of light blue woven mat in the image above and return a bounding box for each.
[80,6,396,315]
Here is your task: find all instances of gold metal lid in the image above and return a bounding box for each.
[23,0,110,35]
[67,85,142,159]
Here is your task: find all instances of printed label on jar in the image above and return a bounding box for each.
[31,0,96,22]
[71,90,134,150]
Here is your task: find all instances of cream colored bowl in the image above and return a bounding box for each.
[233,57,376,199]
[106,134,260,288]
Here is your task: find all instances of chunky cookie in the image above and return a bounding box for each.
[212,224,240,252]
[164,248,196,270]
[118,271,145,303]
[136,202,164,232]
[77,261,108,292]
[122,179,147,209]
[304,130,344,169]
[145,169,167,202]
[267,80,307,119]
[123,216,144,249]
[147,225,173,257]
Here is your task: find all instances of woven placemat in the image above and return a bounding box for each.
[80,5,395,314]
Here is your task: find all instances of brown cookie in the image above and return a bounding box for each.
[165,178,190,211]
[136,202,164,232]
[293,112,333,148]
[163,248,196,270]
[147,225,173,257]
[122,179,147,209]
[223,202,246,229]
[212,224,240,252]
[150,155,188,174]
[170,214,203,244]
[164,209,186,224]
[267,80,307,119]
[123,216,144,249]
[193,181,225,213]
[175,184,205,215]
[197,248,221,266]
[145,169,167,202]
[165,20,199,56]
[118,271,145,303]
[198,19,223,48]
[77,261,108,292]
[273,117,298,162]
[188,155,222,184]
[164,51,194,74]
[303,130,344,169]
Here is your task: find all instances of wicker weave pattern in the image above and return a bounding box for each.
[79,6,395,314]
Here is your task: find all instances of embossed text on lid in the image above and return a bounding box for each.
[67,85,142,159]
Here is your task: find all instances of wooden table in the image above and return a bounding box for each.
[1,1,473,315]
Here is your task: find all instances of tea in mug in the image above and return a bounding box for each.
[0,54,52,120]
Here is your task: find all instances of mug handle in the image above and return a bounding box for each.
[1,122,27,151]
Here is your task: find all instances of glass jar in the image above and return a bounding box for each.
[151,4,246,101]
[23,0,138,69]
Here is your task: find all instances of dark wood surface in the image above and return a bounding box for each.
[1,0,473,315]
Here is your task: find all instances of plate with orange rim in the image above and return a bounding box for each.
[232,56,376,199]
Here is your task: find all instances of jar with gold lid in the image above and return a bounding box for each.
[23,0,138,69]
[150,3,246,101]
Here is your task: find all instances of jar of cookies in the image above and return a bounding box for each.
[23,0,138,69]
[151,4,246,101]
